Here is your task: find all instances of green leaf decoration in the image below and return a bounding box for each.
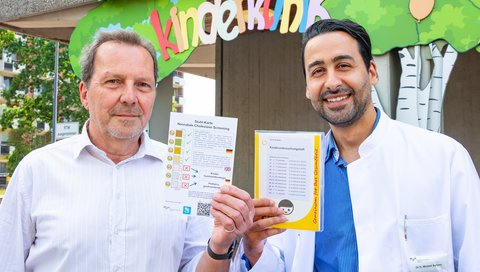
[323,0,479,54]
[69,0,204,82]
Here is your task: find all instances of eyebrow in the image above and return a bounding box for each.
[99,72,154,83]
[332,54,355,63]
[307,60,324,71]
[306,54,356,71]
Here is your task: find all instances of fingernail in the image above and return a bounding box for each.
[221,185,229,192]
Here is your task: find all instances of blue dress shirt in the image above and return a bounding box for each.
[313,109,380,272]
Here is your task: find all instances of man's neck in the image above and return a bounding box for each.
[330,107,377,164]
[87,125,142,164]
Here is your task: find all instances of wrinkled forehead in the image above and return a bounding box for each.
[93,42,155,79]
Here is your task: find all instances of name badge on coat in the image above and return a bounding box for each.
[408,254,448,272]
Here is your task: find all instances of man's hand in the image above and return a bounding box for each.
[243,198,287,266]
[209,185,254,254]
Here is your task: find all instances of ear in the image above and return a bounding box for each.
[79,81,89,110]
[369,60,379,85]
[305,86,311,99]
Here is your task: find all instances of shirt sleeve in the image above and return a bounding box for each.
[232,239,286,272]
[178,215,213,271]
[0,160,35,271]
[450,143,480,271]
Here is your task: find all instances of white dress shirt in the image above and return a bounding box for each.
[0,125,213,272]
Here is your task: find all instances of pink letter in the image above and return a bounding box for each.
[150,9,179,61]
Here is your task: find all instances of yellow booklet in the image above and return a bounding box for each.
[255,131,323,231]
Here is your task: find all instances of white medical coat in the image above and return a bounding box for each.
[233,112,480,272]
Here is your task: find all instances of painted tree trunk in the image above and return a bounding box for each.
[397,46,422,127]
[427,43,457,132]
[396,43,457,132]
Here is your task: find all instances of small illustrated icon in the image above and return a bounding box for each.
[183,206,192,215]
[278,199,294,215]
[167,156,173,161]
[167,164,172,170]
[182,174,190,180]
[166,173,171,178]
[165,181,171,187]
[169,130,175,135]
[182,165,191,171]
[181,182,189,189]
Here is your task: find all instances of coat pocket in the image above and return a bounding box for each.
[400,214,453,271]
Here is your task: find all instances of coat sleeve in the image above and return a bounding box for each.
[232,239,286,272]
[0,160,35,271]
[449,143,480,271]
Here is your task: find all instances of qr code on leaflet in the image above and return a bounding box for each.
[197,202,211,216]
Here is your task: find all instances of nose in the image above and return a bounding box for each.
[119,82,138,104]
[324,70,342,91]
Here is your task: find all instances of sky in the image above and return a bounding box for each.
[182,72,215,116]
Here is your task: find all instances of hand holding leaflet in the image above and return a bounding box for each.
[162,112,238,217]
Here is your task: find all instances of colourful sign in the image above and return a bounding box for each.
[69,0,480,82]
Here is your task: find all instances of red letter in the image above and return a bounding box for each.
[263,0,274,29]
[150,10,178,61]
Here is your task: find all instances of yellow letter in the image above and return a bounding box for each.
[280,0,303,34]
[170,7,184,52]
[178,7,199,51]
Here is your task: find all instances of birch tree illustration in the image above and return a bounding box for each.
[323,0,479,131]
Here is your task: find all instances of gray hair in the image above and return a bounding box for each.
[80,29,158,85]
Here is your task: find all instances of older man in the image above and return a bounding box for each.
[0,30,253,271]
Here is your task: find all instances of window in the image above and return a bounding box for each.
[0,176,6,186]
[3,77,12,90]
[4,62,13,70]
[36,122,45,130]
[0,145,9,155]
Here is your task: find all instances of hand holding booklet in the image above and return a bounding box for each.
[255,131,324,231]
[161,112,238,217]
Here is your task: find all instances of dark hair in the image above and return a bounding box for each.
[301,19,373,77]
[80,29,158,85]
[278,199,294,208]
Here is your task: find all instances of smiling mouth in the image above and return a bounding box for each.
[325,95,349,102]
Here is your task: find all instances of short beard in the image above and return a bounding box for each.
[318,86,369,128]
[107,105,144,139]
[107,120,144,140]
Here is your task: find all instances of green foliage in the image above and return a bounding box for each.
[0,29,88,173]
[4,129,51,175]
[324,0,480,54]
[69,0,204,82]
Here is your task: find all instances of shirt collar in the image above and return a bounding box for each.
[325,107,381,164]
[72,120,164,163]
